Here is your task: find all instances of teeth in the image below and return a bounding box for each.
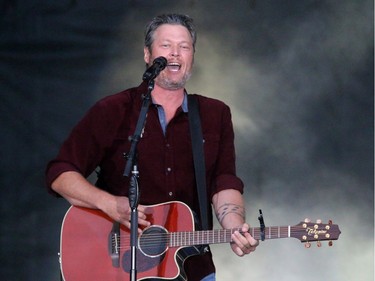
[167,63,181,71]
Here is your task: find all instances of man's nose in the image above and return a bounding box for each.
[170,46,180,57]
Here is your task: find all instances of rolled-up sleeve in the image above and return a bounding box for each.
[214,174,244,194]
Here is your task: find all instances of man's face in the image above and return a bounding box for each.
[144,24,194,90]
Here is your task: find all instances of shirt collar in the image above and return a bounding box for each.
[181,91,188,113]
[151,91,189,113]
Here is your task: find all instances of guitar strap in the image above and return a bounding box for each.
[187,95,209,231]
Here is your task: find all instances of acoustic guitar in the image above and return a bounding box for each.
[59,201,341,281]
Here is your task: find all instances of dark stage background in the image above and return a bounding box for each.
[1,1,373,280]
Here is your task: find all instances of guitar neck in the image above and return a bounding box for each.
[168,226,291,247]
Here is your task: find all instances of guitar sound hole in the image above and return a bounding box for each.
[139,226,168,257]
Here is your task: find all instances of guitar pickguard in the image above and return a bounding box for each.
[122,248,166,274]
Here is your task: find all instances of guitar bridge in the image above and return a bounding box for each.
[108,221,120,268]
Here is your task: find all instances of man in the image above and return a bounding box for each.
[46,14,258,281]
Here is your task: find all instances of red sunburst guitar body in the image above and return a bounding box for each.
[60,201,198,281]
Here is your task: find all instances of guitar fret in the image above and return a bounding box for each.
[250,226,287,240]
[182,229,235,246]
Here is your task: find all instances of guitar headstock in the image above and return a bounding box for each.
[291,219,341,247]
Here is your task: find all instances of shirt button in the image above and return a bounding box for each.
[167,167,172,172]
[168,192,173,196]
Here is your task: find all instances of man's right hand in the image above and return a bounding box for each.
[103,195,151,233]
[51,171,151,233]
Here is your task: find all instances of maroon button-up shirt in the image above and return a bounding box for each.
[46,81,244,280]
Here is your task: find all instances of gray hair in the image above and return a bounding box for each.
[144,14,197,52]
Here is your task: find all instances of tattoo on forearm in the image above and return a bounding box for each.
[215,203,245,224]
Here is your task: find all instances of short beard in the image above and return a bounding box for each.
[156,72,192,90]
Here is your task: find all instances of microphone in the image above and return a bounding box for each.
[142,56,167,82]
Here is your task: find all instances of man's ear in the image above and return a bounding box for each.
[144,47,151,64]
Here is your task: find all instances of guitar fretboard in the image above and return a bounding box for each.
[168,226,292,247]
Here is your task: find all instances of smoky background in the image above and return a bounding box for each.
[0,1,373,280]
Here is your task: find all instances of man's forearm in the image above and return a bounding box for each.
[51,171,114,210]
[212,189,246,229]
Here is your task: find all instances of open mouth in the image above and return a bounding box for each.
[167,62,181,71]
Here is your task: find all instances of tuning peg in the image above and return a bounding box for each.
[316,219,322,224]
[304,242,311,248]
[329,241,333,247]
[304,218,311,223]
[317,241,322,247]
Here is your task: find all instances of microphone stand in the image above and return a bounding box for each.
[123,79,155,281]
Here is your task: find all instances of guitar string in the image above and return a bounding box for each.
[112,228,321,242]
[114,234,337,250]
[109,227,336,250]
